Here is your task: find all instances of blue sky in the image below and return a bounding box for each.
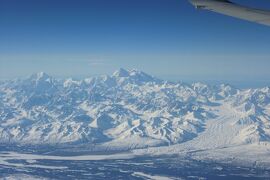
[0,0,270,87]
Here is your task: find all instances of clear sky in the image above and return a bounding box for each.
[0,0,270,87]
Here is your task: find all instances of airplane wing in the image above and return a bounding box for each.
[189,0,270,26]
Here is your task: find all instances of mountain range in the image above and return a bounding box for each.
[0,69,270,151]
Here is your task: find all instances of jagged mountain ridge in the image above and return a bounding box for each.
[0,69,269,149]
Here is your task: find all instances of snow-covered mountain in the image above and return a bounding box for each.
[0,69,269,150]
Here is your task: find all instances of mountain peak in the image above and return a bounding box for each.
[112,68,130,77]
[111,68,158,84]
[129,69,144,75]
[30,72,51,81]
[27,72,55,87]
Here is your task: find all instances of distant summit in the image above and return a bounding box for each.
[112,68,159,84]
[112,68,130,77]
[29,72,51,82]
